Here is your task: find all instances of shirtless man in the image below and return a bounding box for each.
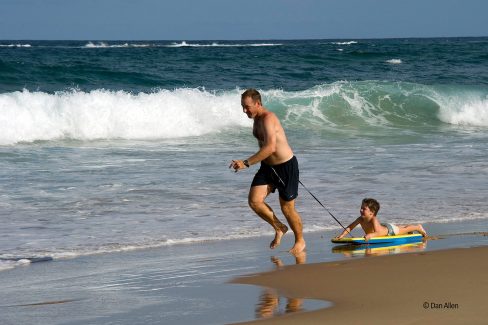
[230,89,306,255]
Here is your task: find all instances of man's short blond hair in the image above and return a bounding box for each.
[241,88,262,105]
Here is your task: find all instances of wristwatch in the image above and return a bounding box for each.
[243,159,250,168]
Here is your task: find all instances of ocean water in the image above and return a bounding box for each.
[1,38,488,270]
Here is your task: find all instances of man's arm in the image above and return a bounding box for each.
[229,114,277,172]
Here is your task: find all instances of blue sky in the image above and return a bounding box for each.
[1,0,487,40]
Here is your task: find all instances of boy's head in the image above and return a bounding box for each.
[361,198,380,216]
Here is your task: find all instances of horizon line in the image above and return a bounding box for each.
[1,35,488,42]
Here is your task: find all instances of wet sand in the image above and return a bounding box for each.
[233,245,488,324]
[0,221,486,324]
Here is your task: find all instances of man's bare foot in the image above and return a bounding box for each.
[289,239,306,256]
[418,225,427,237]
[270,224,288,249]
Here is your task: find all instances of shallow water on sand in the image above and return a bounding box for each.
[0,220,486,325]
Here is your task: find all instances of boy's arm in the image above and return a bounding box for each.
[336,217,360,239]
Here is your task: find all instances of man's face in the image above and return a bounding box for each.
[241,96,260,119]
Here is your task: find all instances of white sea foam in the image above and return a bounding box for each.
[0,88,251,145]
[0,224,340,268]
[130,44,152,48]
[84,42,154,48]
[84,42,110,48]
[2,42,280,49]
[2,83,487,146]
[166,41,282,48]
[247,43,282,47]
[417,213,488,224]
[386,59,402,64]
[0,44,31,48]
[0,259,31,271]
[332,41,357,45]
[2,213,486,273]
[438,97,488,127]
[83,41,282,48]
[261,82,488,130]
[0,233,280,270]
[84,42,133,48]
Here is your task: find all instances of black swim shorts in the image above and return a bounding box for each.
[251,156,299,201]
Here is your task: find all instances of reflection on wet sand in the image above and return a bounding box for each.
[255,252,306,319]
[332,241,427,257]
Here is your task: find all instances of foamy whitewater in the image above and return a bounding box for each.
[1,38,488,270]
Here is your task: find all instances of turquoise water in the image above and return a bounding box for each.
[0,38,487,269]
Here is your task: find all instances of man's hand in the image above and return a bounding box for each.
[229,160,247,172]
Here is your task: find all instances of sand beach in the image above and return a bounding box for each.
[233,245,488,324]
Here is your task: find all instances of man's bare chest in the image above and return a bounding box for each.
[252,121,265,141]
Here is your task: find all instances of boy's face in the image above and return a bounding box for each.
[360,204,375,219]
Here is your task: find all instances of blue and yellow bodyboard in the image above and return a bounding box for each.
[331,233,423,245]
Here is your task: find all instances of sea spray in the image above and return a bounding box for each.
[2,82,488,145]
[436,97,488,126]
[266,82,488,131]
[0,88,250,145]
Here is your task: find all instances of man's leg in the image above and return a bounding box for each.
[279,197,306,255]
[249,185,288,249]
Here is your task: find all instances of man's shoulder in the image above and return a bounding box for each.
[262,110,279,123]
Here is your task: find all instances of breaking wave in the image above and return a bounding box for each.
[1,82,487,145]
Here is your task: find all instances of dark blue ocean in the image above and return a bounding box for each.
[1,38,488,270]
[2,38,488,93]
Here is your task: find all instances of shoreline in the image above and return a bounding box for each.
[0,219,486,324]
[3,217,488,266]
[232,245,488,324]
